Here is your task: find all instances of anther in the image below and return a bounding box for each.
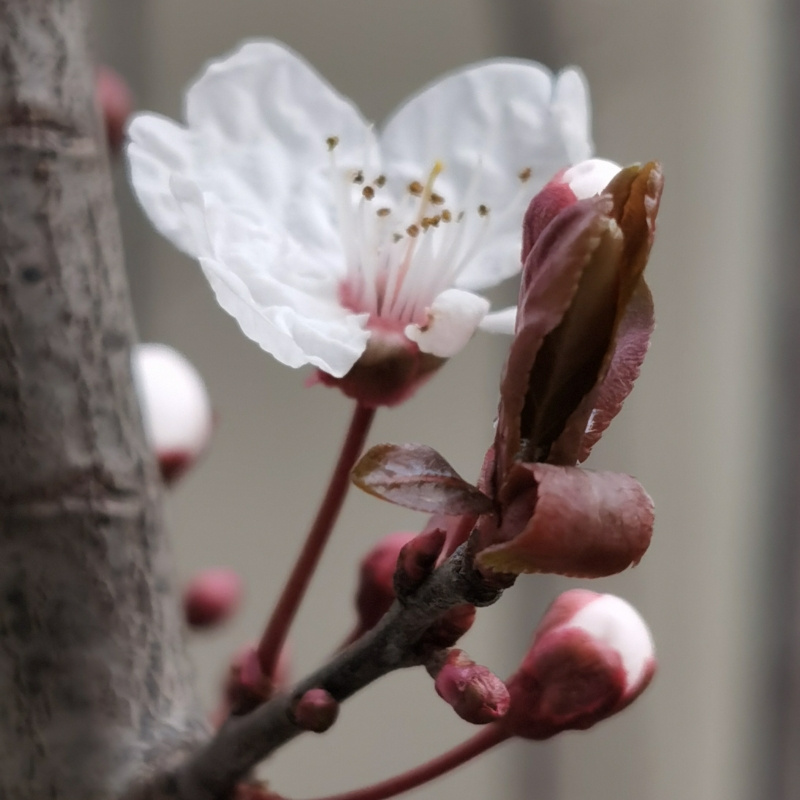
[362,186,375,200]
[353,170,365,184]
[393,233,404,243]
[478,204,489,217]
[430,192,445,205]
[518,167,532,183]
[375,175,387,188]
[408,181,424,197]
[406,224,420,237]
[441,209,452,223]
[326,136,339,151]
[377,208,391,217]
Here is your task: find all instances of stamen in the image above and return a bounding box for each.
[518,167,532,183]
[353,170,365,184]
[478,204,489,217]
[406,224,420,237]
[377,207,391,217]
[393,233,403,243]
[442,209,452,222]
[362,186,375,200]
[408,181,424,197]
[430,192,445,205]
[375,175,387,188]
[326,136,339,151]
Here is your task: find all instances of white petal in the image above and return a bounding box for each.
[569,594,655,691]
[479,306,517,334]
[132,343,212,458]
[552,68,594,164]
[405,289,490,358]
[184,40,379,250]
[563,158,622,199]
[127,114,206,257]
[382,60,593,292]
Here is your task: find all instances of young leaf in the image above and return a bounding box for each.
[476,462,653,578]
[352,443,494,515]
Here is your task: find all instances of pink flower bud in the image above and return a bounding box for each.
[95,65,132,154]
[348,531,417,643]
[394,527,446,598]
[433,650,510,724]
[501,590,655,739]
[290,688,339,733]
[523,158,622,260]
[132,343,213,484]
[184,567,242,629]
[222,643,291,717]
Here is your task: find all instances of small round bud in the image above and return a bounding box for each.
[132,343,213,484]
[291,688,339,733]
[183,567,242,629]
[433,650,510,724]
[394,527,446,599]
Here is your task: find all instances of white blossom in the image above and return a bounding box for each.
[127,40,593,379]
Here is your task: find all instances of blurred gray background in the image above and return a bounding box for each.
[93,1,788,798]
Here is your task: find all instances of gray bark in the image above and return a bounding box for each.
[0,2,204,798]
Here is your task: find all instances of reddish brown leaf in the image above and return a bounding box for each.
[352,443,494,515]
[494,198,616,488]
[475,462,653,578]
[576,279,655,462]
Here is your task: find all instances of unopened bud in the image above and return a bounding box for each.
[347,531,416,644]
[223,643,291,716]
[501,590,655,739]
[291,688,339,733]
[132,343,213,485]
[394,527,446,599]
[183,567,242,629]
[523,158,622,260]
[96,65,132,154]
[433,649,510,724]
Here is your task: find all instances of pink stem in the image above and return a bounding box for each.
[302,725,509,800]
[257,403,376,679]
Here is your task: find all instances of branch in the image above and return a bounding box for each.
[173,544,506,800]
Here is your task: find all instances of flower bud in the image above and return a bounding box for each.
[394,527,447,599]
[95,65,132,154]
[346,531,417,644]
[183,567,242,629]
[523,158,622,259]
[500,590,655,739]
[132,343,213,484]
[223,642,291,717]
[432,649,510,724]
[290,688,340,733]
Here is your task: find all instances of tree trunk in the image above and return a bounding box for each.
[0,2,202,797]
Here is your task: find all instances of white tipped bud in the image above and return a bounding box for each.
[562,158,622,199]
[567,592,655,699]
[132,343,212,483]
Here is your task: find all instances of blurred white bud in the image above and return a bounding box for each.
[132,343,212,484]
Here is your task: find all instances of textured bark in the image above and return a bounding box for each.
[0,2,203,798]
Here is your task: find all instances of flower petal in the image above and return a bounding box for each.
[479,306,517,335]
[127,114,206,257]
[405,288,490,358]
[551,69,594,164]
[381,60,593,291]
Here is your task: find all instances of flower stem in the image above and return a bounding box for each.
[257,402,376,679]
[301,725,509,800]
